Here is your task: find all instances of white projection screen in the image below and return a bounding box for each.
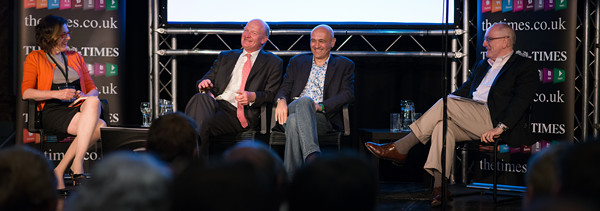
[166,0,455,26]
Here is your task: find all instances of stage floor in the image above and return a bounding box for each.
[377,182,523,210]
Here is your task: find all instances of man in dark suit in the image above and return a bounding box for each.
[364,22,540,206]
[185,19,283,158]
[274,25,355,174]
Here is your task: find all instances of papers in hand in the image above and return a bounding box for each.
[447,94,485,104]
[68,97,88,107]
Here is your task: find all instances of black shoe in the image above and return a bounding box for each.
[70,173,90,186]
[57,188,70,196]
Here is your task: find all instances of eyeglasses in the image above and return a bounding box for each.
[484,36,508,42]
[60,31,71,39]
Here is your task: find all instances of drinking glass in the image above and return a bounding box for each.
[140,102,151,127]
[390,113,401,132]
[159,99,173,117]
[400,100,415,131]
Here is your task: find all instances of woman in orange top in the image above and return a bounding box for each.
[21,15,106,191]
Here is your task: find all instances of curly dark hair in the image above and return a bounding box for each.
[35,15,67,53]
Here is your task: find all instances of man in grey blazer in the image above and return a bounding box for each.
[185,19,283,158]
[274,25,355,175]
[365,22,540,206]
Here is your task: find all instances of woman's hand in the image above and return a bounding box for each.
[55,88,77,101]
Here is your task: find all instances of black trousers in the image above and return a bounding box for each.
[184,93,245,157]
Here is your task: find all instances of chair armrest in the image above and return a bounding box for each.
[270,106,277,133]
[26,99,39,133]
[260,103,267,134]
[100,99,110,127]
[342,104,350,136]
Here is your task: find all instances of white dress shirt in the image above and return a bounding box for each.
[216,50,259,108]
[472,51,513,103]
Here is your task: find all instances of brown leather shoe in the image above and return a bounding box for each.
[431,186,453,207]
[364,142,407,163]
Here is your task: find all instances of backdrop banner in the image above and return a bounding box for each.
[470,0,576,186]
[16,0,125,168]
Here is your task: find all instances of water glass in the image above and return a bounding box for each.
[400,100,415,131]
[140,102,152,127]
[390,113,401,132]
[159,99,174,117]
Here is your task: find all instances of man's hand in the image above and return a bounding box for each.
[315,103,322,112]
[275,98,288,124]
[480,127,503,143]
[235,91,256,106]
[198,79,213,91]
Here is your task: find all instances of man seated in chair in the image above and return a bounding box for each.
[184,19,283,158]
[274,24,355,175]
[364,22,540,207]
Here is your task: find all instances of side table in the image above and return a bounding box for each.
[359,128,409,179]
[100,126,149,155]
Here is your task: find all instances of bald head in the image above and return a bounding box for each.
[310,24,336,63]
[483,22,516,60]
[247,19,270,37]
[241,19,270,52]
[311,24,335,38]
[490,22,516,47]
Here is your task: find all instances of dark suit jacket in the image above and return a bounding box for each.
[276,53,355,130]
[199,49,283,128]
[453,54,540,147]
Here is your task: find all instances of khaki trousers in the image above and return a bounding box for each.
[410,97,493,179]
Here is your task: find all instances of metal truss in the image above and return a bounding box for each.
[576,0,600,142]
[150,0,600,143]
[149,0,472,118]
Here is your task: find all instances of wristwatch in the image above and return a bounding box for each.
[496,122,508,131]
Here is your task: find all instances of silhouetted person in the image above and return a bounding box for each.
[223,141,288,209]
[171,160,276,211]
[523,143,569,210]
[146,112,202,173]
[65,152,172,211]
[0,145,57,211]
[555,140,600,210]
[288,152,378,211]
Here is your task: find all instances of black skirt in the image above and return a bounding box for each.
[41,81,82,134]
[41,100,80,134]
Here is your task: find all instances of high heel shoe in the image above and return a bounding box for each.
[69,172,89,186]
[57,188,70,196]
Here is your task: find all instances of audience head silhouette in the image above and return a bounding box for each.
[288,152,378,211]
[146,112,201,167]
[171,159,276,211]
[66,152,172,211]
[555,140,600,209]
[0,145,57,211]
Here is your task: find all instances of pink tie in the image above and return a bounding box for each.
[237,54,252,128]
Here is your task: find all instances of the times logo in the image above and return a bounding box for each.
[534,90,565,103]
[44,149,99,161]
[98,83,118,95]
[531,123,566,134]
[479,158,528,173]
[532,51,567,62]
[24,15,119,29]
